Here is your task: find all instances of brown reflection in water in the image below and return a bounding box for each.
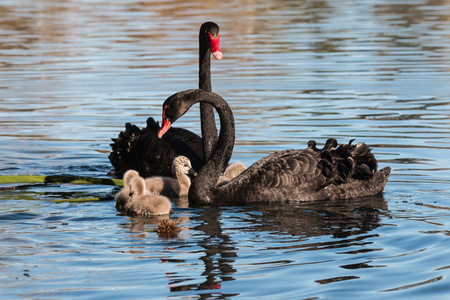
[374,0,450,27]
[121,214,171,233]
[0,1,83,51]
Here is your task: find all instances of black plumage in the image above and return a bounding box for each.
[158,89,391,205]
[108,22,222,177]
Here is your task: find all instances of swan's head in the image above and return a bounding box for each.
[158,90,198,138]
[172,156,197,178]
[158,89,225,139]
[200,21,222,60]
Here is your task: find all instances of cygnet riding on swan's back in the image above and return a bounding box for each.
[145,155,197,198]
[157,89,391,205]
[217,162,247,186]
[109,22,223,178]
[125,176,172,216]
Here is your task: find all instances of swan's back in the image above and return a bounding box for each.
[209,140,390,204]
[215,149,325,203]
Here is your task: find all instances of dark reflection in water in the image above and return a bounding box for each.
[121,195,387,295]
[241,195,387,239]
[190,208,238,294]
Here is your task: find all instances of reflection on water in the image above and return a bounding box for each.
[1,0,450,299]
[0,194,390,298]
[163,196,388,294]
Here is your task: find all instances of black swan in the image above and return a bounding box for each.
[125,176,172,216]
[109,22,222,177]
[157,89,391,204]
[145,155,197,198]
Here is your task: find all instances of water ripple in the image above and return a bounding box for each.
[1,0,450,299]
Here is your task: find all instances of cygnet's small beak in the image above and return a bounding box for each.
[189,168,198,176]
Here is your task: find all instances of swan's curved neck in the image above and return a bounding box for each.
[198,31,218,161]
[188,92,235,203]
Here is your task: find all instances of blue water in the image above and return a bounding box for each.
[1,0,450,299]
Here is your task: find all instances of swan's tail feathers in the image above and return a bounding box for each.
[109,123,143,178]
[144,117,160,132]
[318,166,391,200]
[352,165,391,198]
[373,166,391,194]
[312,138,387,191]
[323,138,338,151]
[329,140,379,182]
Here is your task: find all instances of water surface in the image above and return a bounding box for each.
[1,0,450,299]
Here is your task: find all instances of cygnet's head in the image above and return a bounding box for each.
[123,170,139,187]
[129,176,146,197]
[172,156,197,177]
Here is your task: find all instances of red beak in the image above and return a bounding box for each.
[208,32,222,60]
[158,118,172,138]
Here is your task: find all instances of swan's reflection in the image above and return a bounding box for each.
[246,195,388,240]
[122,194,388,295]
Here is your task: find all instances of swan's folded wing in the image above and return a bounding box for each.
[255,150,325,189]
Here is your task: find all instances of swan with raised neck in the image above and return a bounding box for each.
[109,22,222,177]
